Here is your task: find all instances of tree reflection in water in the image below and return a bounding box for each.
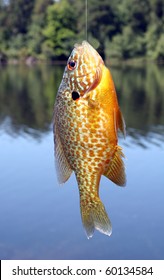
[0,63,163,145]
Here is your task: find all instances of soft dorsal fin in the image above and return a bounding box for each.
[53,119,72,184]
[104,146,126,186]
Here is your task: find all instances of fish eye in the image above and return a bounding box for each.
[67,60,77,71]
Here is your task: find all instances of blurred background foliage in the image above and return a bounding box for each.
[0,0,164,62]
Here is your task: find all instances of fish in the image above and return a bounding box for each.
[53,41,126,239]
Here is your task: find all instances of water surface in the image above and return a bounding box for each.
[0,64,163,260]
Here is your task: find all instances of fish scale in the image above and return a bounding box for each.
[53,41,126,238]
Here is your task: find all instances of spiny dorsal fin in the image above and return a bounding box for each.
[113,107,126,138]
[117,108,126,138]
[53,119,72,184]
[104,146,126,186]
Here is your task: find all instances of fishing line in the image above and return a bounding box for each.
[85,0,88,41]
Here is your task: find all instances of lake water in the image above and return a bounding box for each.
[0,63,163,260]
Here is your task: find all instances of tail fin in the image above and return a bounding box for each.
[80,197,112,239]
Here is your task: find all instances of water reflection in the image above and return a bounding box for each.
[0,64,64,137]
[112,64,164,129]
[124,126,164,148]
[0,64,163,145]
[0,64,163,260]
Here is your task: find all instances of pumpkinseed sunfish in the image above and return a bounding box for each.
[53,41,126,238]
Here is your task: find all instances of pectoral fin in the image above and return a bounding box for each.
[53,119,72,184]
[104,146,126,186]
[88,98,100,109]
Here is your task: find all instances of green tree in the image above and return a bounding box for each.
[27,0,53,57]
[6,0,34,36]
[87,0,121,59]
[106,0,150,59]
[42,0,77,59]
[0,0,164,61]
[0,3,7,48]
[0,0,35,58]
[146,0,164,60]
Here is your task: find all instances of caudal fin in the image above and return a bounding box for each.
[80,197,112,239]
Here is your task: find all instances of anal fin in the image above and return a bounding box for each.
[104,146,126,186]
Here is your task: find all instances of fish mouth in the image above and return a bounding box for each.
[74,41,104,65]
[74,41,91,51]
[70,41,103,80]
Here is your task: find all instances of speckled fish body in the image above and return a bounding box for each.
[53,41,126,238]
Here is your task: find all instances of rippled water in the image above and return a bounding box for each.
[0,64,163,260]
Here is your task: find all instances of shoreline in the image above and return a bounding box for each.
[0,55,164,67]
